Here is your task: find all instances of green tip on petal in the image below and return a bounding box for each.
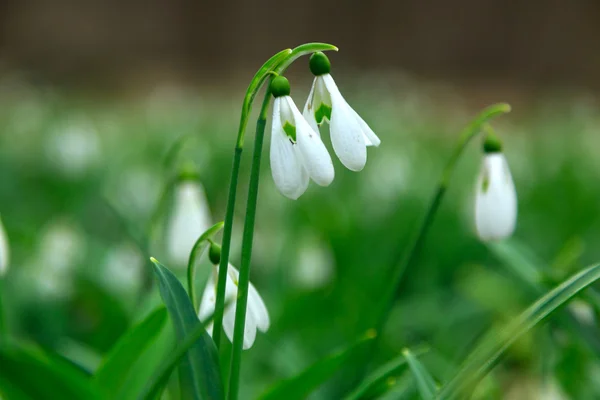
[208,241,221,265]
[270,76,291,97]
[309,52,331,76]
[483,131,503,153]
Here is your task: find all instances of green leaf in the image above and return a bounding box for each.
[0,344,102,400]
[259,331,376,400]
[402,348,437,400]
[148,258,223,400]
[436,262,600,399]
[187,221,225,312]
[94,307,168,399]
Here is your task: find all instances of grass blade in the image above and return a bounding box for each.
[437,262,600,399]
[0,343,102,399]
[403,348,437,400]
[149,258,223,400]
[259,331,376,400]
[94,307,168,399]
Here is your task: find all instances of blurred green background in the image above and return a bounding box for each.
[2,1,600,399]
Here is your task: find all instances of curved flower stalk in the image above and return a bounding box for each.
[166,171,212,267]
[475,132,517,241]
[303,52,380,171]
[270,76,334,199]
[199,244,269,349]
[0,215,8,276]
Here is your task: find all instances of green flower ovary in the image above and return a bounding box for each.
[314,103,332,125]
[283,121,297,142]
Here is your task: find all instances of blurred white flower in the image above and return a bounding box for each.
[0,215,9,276]
[569,299,595,326]
[303,52,380,172]
[270,76,334,200]
[101,243,143,295]
[166,179,212,266]
[198,263,269,350]
[29,220,86,298]
[45,119,101,178]
[475,152,517,241]
[292,234,334,290]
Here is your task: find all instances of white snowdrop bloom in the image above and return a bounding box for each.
[45,119,101,179]
[198,263,269,350]
[166,178,212,267]
[303,52,380,172]
[475,136,517,241]
[0,215,9,276]
[101,243,143,295]
[269,76,334,200]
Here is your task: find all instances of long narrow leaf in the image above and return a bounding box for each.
[403,348,437,400]
[94,307,168,399]
[0,344,102,399]
[259,331,376,400]
[437,262,600,399]
[149,258,223,400]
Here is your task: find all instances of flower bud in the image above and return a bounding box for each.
[270,76,291,98]
[208,241,221,265]
[309,52,331,76]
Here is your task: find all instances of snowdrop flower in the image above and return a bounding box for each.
[166,173,212,267]
[0,215,9,276]
[475,133,517,241]
[198,244,269,349]
[303,52,380,171]
[270,76,334,199]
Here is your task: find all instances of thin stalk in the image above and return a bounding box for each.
[227,92,271,400]
[348,104,511,388]
[374,103,511,336]
[213,148,242,349]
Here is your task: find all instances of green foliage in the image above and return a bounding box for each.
[150,258,223,400]
[94,307,168,399]
[259,331,375,400]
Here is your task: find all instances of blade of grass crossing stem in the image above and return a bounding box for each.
[94,307,168,399]
[344,347,428,400]
[149,258,223,400]
[0,344,102,399]
[403,348,437,400]
[437,263,600,400]
[259,331,376,400]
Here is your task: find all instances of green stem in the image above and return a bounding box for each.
[0,278,6,344]
[213,43,338,355]
[213,148,242,349]
[227,93,271,400]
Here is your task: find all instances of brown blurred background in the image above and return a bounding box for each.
[1,0,599,91]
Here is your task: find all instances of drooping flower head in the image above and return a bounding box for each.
[166,168,212,266]
[474,131,517,241]
[198,243,269,349]
[0,215,9,276]
[270,76,334,199]
[303,52,380,172]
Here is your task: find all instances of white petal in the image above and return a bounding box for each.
[475,154,517,241]
[0,216,8,276]
[286,97,334,187]
[167,181,212,267]
[198,270,217,335]
[248,282,270,332]
[322,74,367,171]
[223,265,259,349]
[348,106,381,147]
[270,98,309,199]
[302,78,321,134]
